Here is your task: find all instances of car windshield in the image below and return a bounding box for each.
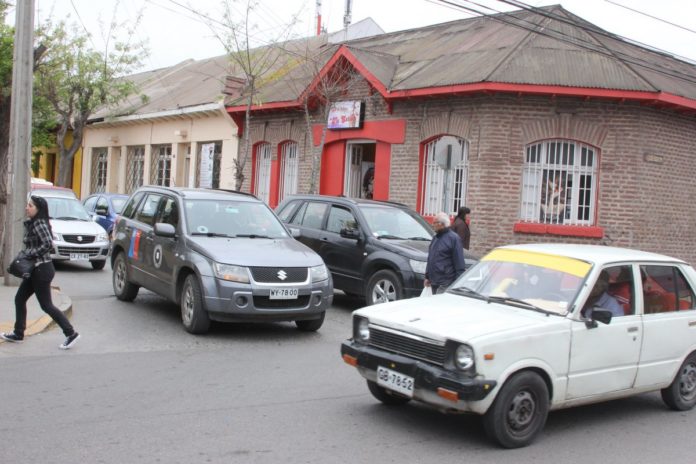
[359,205,433,240]
[44,197,92,221]
[111,197,128,214]
[450,248,592,315]
[184,199,288,239]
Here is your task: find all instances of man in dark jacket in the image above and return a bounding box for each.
[451,206,471,250]
[425,212,466,294]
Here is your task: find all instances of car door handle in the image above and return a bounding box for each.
[627,326,639,333]
[689,321,696,327]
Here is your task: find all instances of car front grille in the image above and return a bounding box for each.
[369,327,446,366]
[250,267,308,284]
[62,234,96,244]
[56,247,102,257]
[253,295,311,309]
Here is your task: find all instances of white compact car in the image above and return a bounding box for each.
[341,244,696,448]
[33,191,110,270]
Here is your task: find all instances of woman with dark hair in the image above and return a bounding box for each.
[1,195,80,349]
[451,206,471,250]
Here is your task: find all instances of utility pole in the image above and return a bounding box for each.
[3,0,34,286]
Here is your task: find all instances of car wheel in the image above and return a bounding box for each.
[482,371,549,449]
[91,260,106,270]
[112,252,139,301]
[367,380,411,405]
[661,352,696,411]
[180,274,210,334]
[295,312,325,332]
[366,270,402,306]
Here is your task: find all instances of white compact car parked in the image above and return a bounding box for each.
[341,244,696,448]
[33,190,110,270]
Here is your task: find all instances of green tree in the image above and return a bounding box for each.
[33,15,146,187]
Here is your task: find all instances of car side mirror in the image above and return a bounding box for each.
[288,227,301,238]
[154,222,176,238]
[585,308,613,329]
[340,228,360,240]
[95,206,108,216]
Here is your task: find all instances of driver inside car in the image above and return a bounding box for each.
[582,270,624,319]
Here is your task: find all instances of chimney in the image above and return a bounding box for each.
[316,0,322,36]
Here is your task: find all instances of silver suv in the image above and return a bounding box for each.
[111,186,333,334]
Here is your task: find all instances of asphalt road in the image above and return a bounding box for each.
[1,262,695,464]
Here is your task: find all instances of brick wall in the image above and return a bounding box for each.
[238,80,696,264]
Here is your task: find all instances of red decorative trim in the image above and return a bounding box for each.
[226,81,696,114]
[312,119,406,146]
[513,222,604,238]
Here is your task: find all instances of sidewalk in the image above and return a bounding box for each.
[0,283,72,341]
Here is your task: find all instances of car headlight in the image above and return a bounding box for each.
[310,264,329,282]
[96,232,108,242]
[454,344,475,371]
[353,316,370,343]
[409,259,427,275]
[52,232,62,241]
[213,263,250,283]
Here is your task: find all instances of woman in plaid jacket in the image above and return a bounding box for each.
[1,195,80,349]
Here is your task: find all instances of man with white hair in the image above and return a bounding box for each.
[425,212,466,294]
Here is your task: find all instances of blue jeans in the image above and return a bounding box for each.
[13,261,74,337]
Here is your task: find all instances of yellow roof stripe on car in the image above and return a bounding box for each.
[482,249,591,278]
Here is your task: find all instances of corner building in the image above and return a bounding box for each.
[225,6,696,263]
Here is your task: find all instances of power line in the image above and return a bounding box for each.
[605,0,696,35]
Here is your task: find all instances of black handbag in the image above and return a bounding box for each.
[7,251,36,278]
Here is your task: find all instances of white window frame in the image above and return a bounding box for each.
[520,139,598,226]
[254,142,272,204]
[126,146,145,194]
[91,147,108,193]
[151,144,172,187]
[420,135,469,216]
[278,141,299,203]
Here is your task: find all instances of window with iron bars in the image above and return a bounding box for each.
[254,142,272,204]
[520,139,597,226]
[278,141,299,204]
[194,141,222,188]
[150,144,172,187]
[126,146,145,194]
[420,135,469,216]
[90,147,108,193]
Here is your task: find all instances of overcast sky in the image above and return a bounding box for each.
[23,0,696,72]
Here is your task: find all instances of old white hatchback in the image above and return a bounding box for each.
[341,244,696,448]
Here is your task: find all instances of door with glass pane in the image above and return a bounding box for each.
[279,142,299,203]
[254,143,272,203]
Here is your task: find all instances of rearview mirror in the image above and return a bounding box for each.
[95,206,108,216]
[340,228,360,240]
[154,223,176,238]
[585,308,613,328]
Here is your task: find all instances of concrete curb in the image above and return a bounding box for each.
[0,285,73,342]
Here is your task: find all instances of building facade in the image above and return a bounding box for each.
[226,7,696,262]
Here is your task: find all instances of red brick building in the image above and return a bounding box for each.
[225,6,696,262]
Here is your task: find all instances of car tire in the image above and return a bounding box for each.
[661,352,696,411]
[482,371,549,449]
[295,312,325,332]
[112,252,139,301]
[91,260,106,270]
[180,274,210,334]
[366,269,402,306]
[366,380,411,405]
